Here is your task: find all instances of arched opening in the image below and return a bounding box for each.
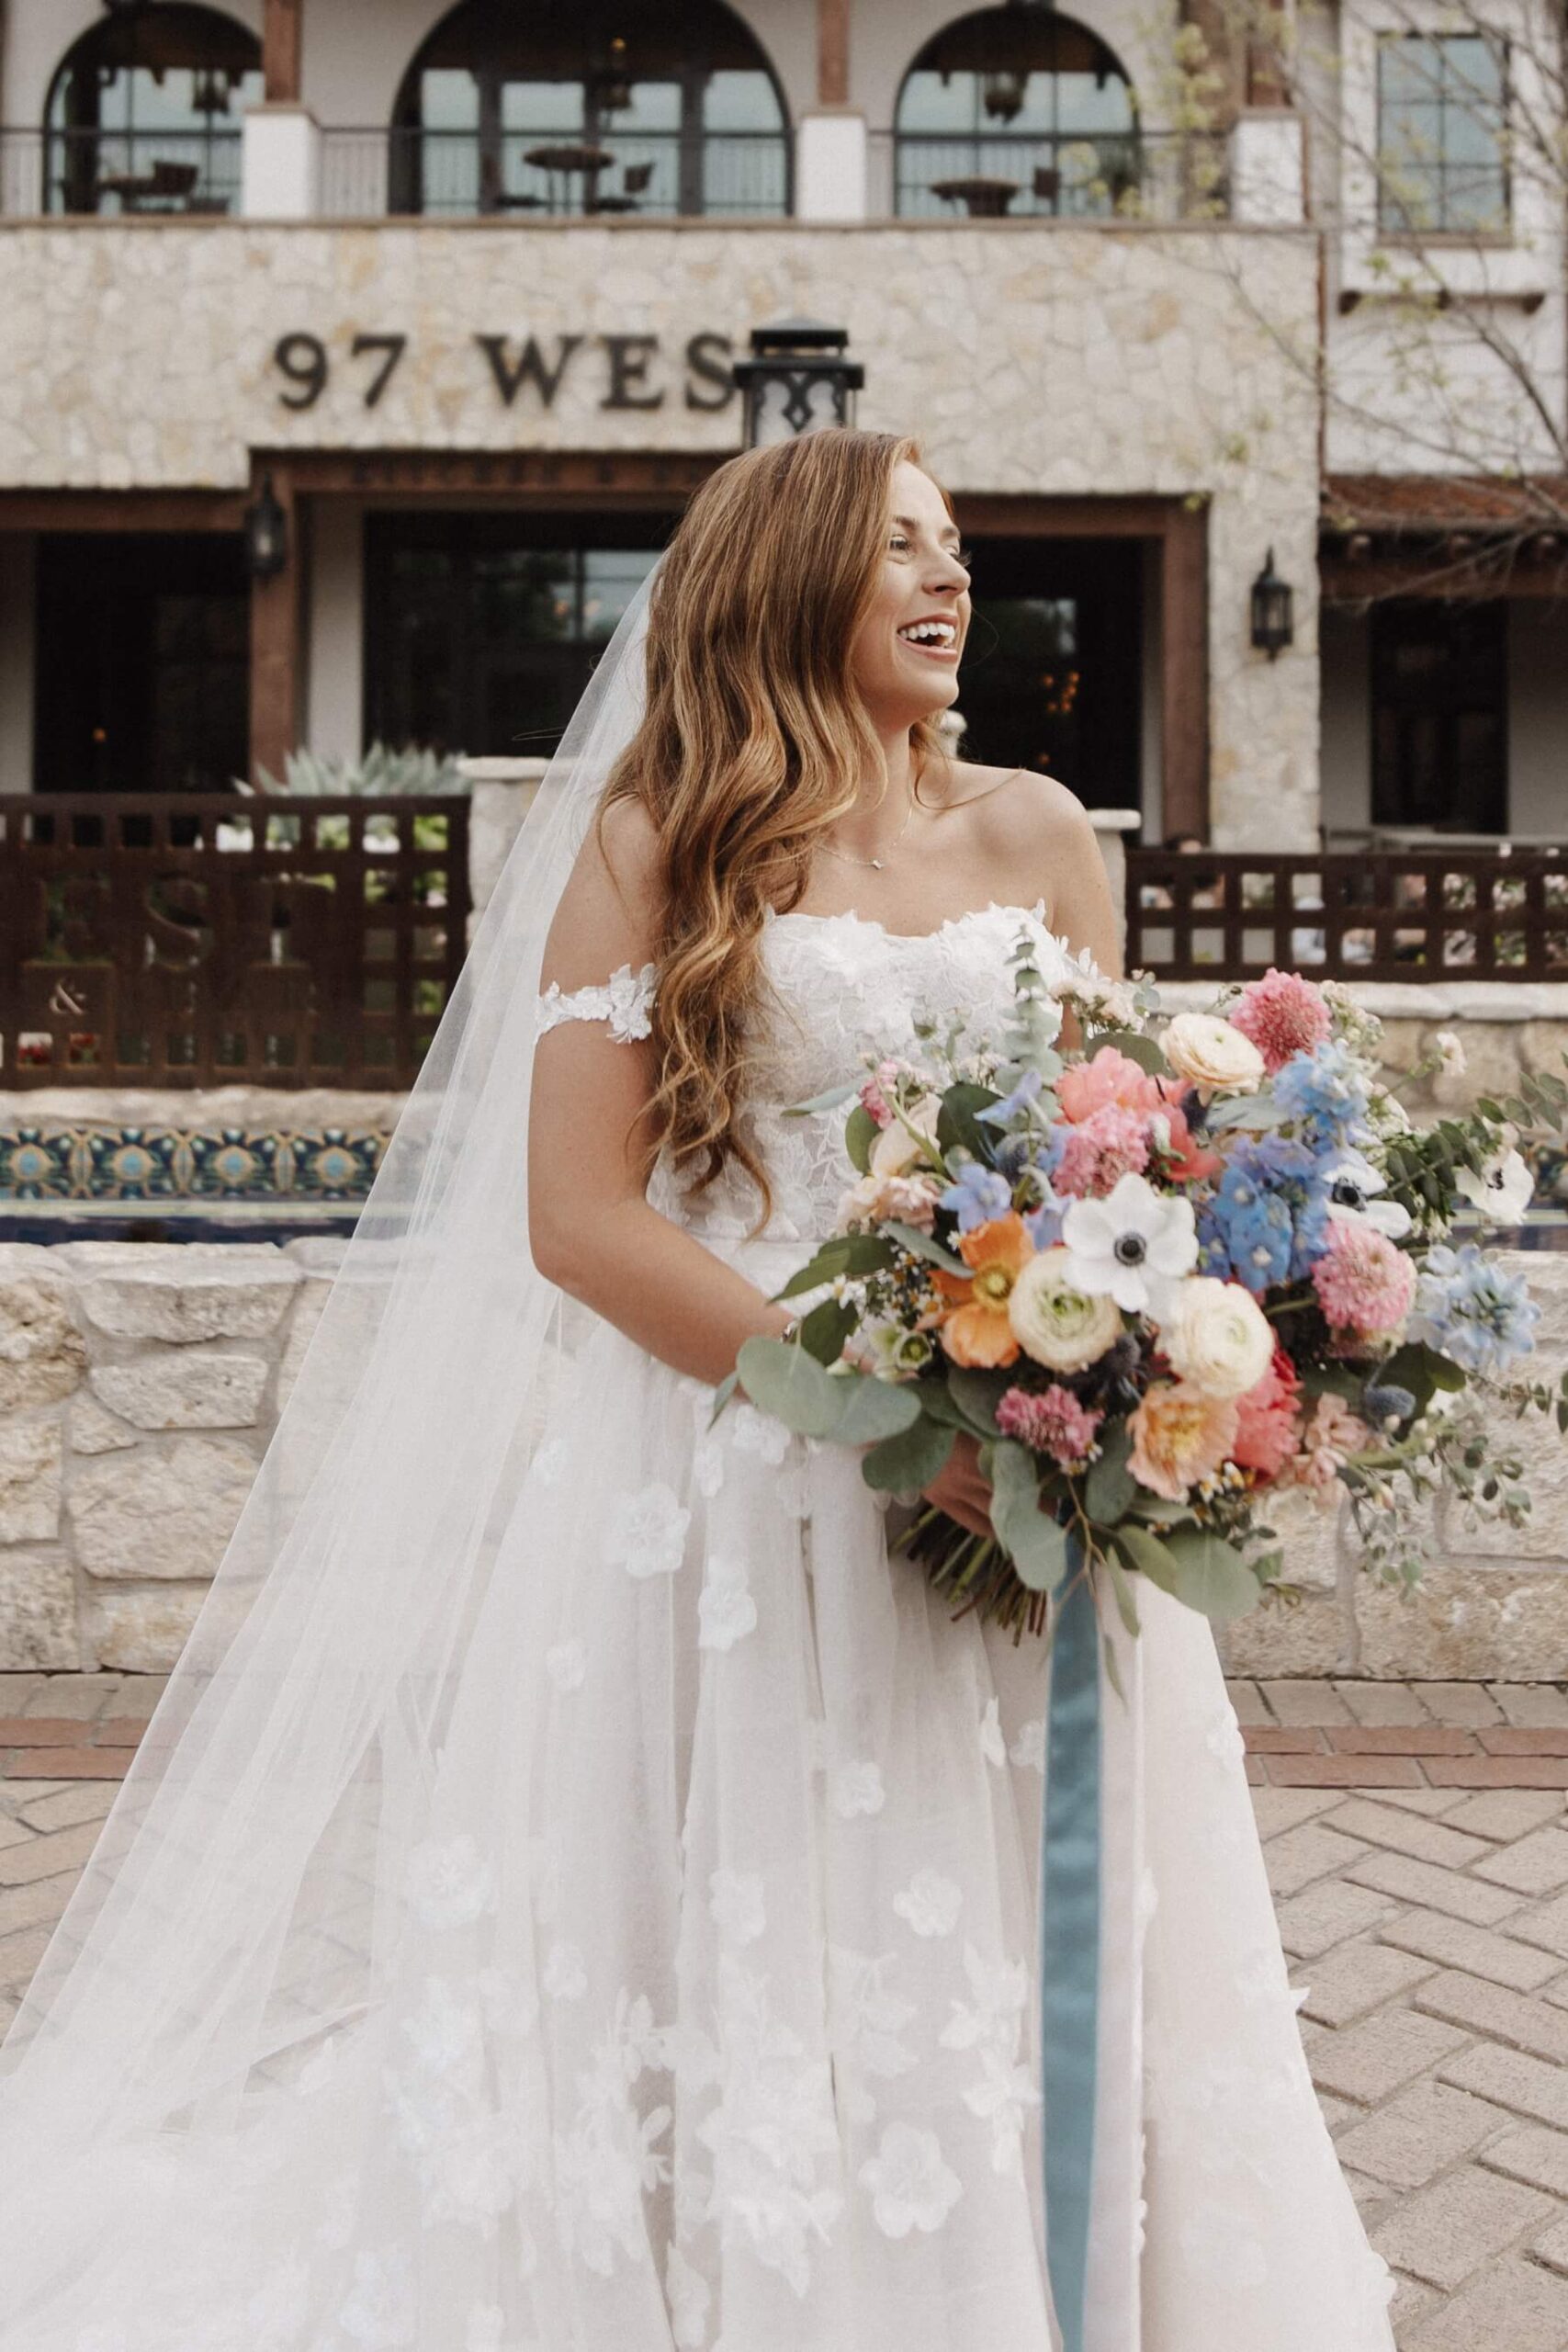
[894,7,1145,218]
[42,5,262,216]
[389,0,790,218]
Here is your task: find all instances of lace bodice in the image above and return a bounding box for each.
[539,902,1081,1249]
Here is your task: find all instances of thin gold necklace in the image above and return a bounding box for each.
[818,787,916,873]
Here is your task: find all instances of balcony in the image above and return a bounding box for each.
[317,122,791,220]
[869,126,1228,224]
[0,126,243,219]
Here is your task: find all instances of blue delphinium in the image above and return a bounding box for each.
[977,1069,1045,1128]
[940,1161,1012,1233]
[1411,1243,1540,1378]
[1272,1040,1371,1148]
[1198,1135,1331,1295]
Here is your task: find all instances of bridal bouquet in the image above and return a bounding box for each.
[726,936,1568,1653]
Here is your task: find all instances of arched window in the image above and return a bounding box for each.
[389,0,790,219]
[894,7,1142,219]
[43,5,261,216]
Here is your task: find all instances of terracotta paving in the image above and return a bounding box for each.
[6,1670,1568,2345]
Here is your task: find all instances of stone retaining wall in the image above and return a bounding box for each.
[1,1241,1567,1680]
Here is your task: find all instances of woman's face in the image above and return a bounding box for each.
[848,460,972,732]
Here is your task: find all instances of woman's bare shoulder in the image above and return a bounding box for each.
[948,762,1097,854]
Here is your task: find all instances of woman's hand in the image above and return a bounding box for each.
[920,1430,994,1537]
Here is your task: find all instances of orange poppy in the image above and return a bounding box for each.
[934,1212,1033,1369]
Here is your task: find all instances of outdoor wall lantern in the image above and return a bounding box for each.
[1249,545,1293,660]
[732,319,864,449]
[243,471,289,581]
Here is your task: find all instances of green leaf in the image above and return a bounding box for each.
[771,1232,896,1301]
[783,1080,860,1117]
[1127,1493,1195,1528]
[885,1221,968,1275]
[1085,1420,1136,1526]
[706,1369,739,1430]
[1381,1339,1464,1410]
[990,1440,1069,1592]
[797,1296,857,1366]
[1203,1095,1288,1131]
[1105,1547,1142,1637]
[844,1101,879,1175]
[1113,1520,1180,1595]
[734,1338,844,1438]
[1475,1098,1506,1124]
[862,1415,956,1493]
[937,1081,1003,1163]
[946,1366,1010,1435]
[1089,1027,1168,1077]
[1101,1631,1126,1704]
[1161,1526,1261,1623]
[831,1373,923,1446]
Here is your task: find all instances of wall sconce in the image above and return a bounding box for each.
[1249,545,1293,660]
[243,471,288,581]
[732,319,864,449]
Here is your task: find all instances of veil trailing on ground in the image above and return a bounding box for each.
[0,560,665,2308]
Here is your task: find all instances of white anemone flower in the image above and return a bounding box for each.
[1454,1147,1534,1226]
[1060,1172,1199,1317]
[1320,1152,1413,1242]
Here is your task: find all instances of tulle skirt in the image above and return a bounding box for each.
[0,1240,1394,2352]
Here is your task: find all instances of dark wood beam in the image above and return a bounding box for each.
[264,0,303,105]
[818,0,851,107]
[248,464,307,787]
[0,490,248,532]
[1161,502,1209,837]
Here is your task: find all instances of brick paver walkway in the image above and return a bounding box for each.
[8,1671,1568,2345]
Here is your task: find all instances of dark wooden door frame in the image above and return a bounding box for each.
[954,492,1210,840]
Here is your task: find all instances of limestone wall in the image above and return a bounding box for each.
[1,1239,1566,1680]
[0,1239,340,1670]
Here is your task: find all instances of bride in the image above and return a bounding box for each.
[0,429,1395,2351]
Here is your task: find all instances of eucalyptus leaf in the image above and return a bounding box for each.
[831,1373,923,1446]
[862,1415,956,1494]
[946,1366,1010,1435]
[707,1369,739,1430]
[844,1101,879,1176]
[734,1339,844,1439]
[771,1232,896,1301]
[990,1440,1069,1593]
[783,1080,860,1118]
[1202,1094,1287,1131]
[885,1221,968,1275]
[1102,1631,1126,1704]
[1085,1421,1136,1526]
[797,1296,857,1367]
[1091,1027,1169,1077]
[1105,1547,1143,1638]
[1113,1520,1180,1595]
[1162,1526,1260,1623]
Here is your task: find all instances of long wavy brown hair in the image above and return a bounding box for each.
[600,427,956,1220]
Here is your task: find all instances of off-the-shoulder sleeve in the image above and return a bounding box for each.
[535,961,656,1043]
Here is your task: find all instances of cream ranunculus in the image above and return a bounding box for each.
[1008,1247,1123,1374]
[1162,1012,1266,1097]
[870,1091,942,1178]
[1156,1276,1275,1401]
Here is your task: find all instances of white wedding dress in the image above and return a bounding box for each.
[0,900,1395,2352]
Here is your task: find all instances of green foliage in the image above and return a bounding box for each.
[240,740,469,797]
[1085,1421,1136,1526]
[936,1082,1001,1164]
[989,1442,1070,1592]
[844,1102,879,1174]
[770,1232,896,1301]
[861,1416,956,1494]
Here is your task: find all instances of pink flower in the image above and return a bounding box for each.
[1152,1087,1221,1186]
[1228,969,1332,1075]
[859,1059,905,1129]
[997,1383,1103,1468]
[1057,1046,1162,1125]
[837,1171,942,1233]
[1231,1344,1302,1480]
[1053,1104,1152,1199]
[1290,1393,1372,1502]
[1311,1221,1416,1338]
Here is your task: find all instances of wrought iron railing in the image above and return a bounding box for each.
[868,126,1228,222]
[318,124,791,220]
[0,796,469,1090]
[0,127,242,217]
[1125,848,1568,984]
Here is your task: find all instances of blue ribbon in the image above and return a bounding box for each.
[1040,1549,1101,2352]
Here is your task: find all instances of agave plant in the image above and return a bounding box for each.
[232,741,468,797]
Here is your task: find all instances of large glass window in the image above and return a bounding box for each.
[364,513,671,760]
[389,0,789,218]
[893,9,1153,220]
[1371,600,1506,832]
[1376,33,1508,236]
[42,6,261,216]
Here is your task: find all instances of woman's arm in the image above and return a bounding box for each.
[528,803,793,1386]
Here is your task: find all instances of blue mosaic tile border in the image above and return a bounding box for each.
[0,1125,387,1203]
